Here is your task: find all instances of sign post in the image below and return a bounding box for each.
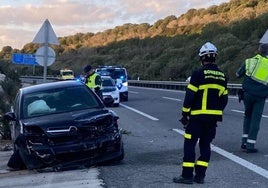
[32,19,59,82]
[260,29,268,43]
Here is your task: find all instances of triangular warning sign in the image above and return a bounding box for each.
[32,19,59,45]
[259,29,268,44]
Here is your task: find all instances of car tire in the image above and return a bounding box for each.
[121,96,128,102]
[19,147,43,170]
[118,147,124,161]
[7,149,26,170]
[114,143,124,162]
[15,135,43,170]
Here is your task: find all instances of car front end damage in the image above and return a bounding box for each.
[17,110,124,169]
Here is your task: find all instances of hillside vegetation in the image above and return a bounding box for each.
[1,0,268,82]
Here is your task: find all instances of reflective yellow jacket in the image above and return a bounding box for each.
[245,54,268,85]
[236,54,268,98]
[85,73,102,89]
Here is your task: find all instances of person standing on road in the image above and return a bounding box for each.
[84,65,103,100]
[236,43,268,153]
[173,42,228,184]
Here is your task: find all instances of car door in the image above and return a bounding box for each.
[10,91,22,148]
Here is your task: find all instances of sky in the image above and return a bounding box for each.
[0,0,230,49]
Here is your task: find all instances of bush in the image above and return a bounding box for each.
[0,119,11,140]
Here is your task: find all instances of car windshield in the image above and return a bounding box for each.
[62,71,73,76]
[97,69,126,80]
[22,86,100,118]
[102,78,115,87]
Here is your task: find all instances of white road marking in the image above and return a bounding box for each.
[129,86,185,93]
[231,109,268,118]
[120,103,159,121]
[162,97,182,102]
[129,91,139,94]
[228,96,237,99]
[173,128,268,179]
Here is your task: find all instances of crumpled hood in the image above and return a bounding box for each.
[21,108,117,136]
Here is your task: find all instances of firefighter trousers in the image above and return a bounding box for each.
[181,120,216,179]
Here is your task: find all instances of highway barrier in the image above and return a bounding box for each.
[20,76,242,95]
[128,80,242,95]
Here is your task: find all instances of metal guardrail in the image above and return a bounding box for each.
[20,76,242,95]
[20,76,62,85]
[128,80,242,95]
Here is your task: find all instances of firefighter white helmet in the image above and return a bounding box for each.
[199,42,218,57]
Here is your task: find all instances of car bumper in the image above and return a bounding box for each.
[103,94,120,104]
[28,132,123,167]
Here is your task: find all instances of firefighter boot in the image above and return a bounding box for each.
[241,138,247,151]
[194,176,204,184]
[246,143,258,153]
[173,176,193,184]
[241,143,246,150]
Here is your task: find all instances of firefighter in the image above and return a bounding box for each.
[236,43,268,153]
[84,65,103,100]
[173,42,228,184]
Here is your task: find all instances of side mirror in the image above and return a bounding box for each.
[3,112,16,121]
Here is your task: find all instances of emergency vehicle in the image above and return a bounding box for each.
[59,69,74,80]
[96,66,128,101]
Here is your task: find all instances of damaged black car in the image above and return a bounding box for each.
[3,80,124,171]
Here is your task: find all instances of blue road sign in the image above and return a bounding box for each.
[12,53,38,65]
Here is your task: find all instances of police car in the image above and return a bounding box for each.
[96,66,128,101]
[101,76,120,107]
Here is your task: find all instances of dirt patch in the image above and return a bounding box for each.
[0,139,12,174]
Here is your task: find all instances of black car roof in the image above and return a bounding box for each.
[96,67,126,71]
[21,80,84,94]
[101,76,113,79]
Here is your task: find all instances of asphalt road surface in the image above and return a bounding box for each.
[1,86,268,187]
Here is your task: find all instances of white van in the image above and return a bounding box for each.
[59,69,74,80]
[96,66,128,101]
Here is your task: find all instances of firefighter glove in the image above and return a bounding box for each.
[238,89,244,103]
[179,116,189,129]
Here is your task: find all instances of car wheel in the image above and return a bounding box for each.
[101,143,124,165]
[114,143,124,162]
[121,96,128,102]
[19,147,43,170]
[118,147,124,161]
[113,103,119,107]
[14,135,43,170]
[7,148,26,170]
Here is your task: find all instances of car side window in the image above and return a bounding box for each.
[23,95,37,118]
[13,92,21,117]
